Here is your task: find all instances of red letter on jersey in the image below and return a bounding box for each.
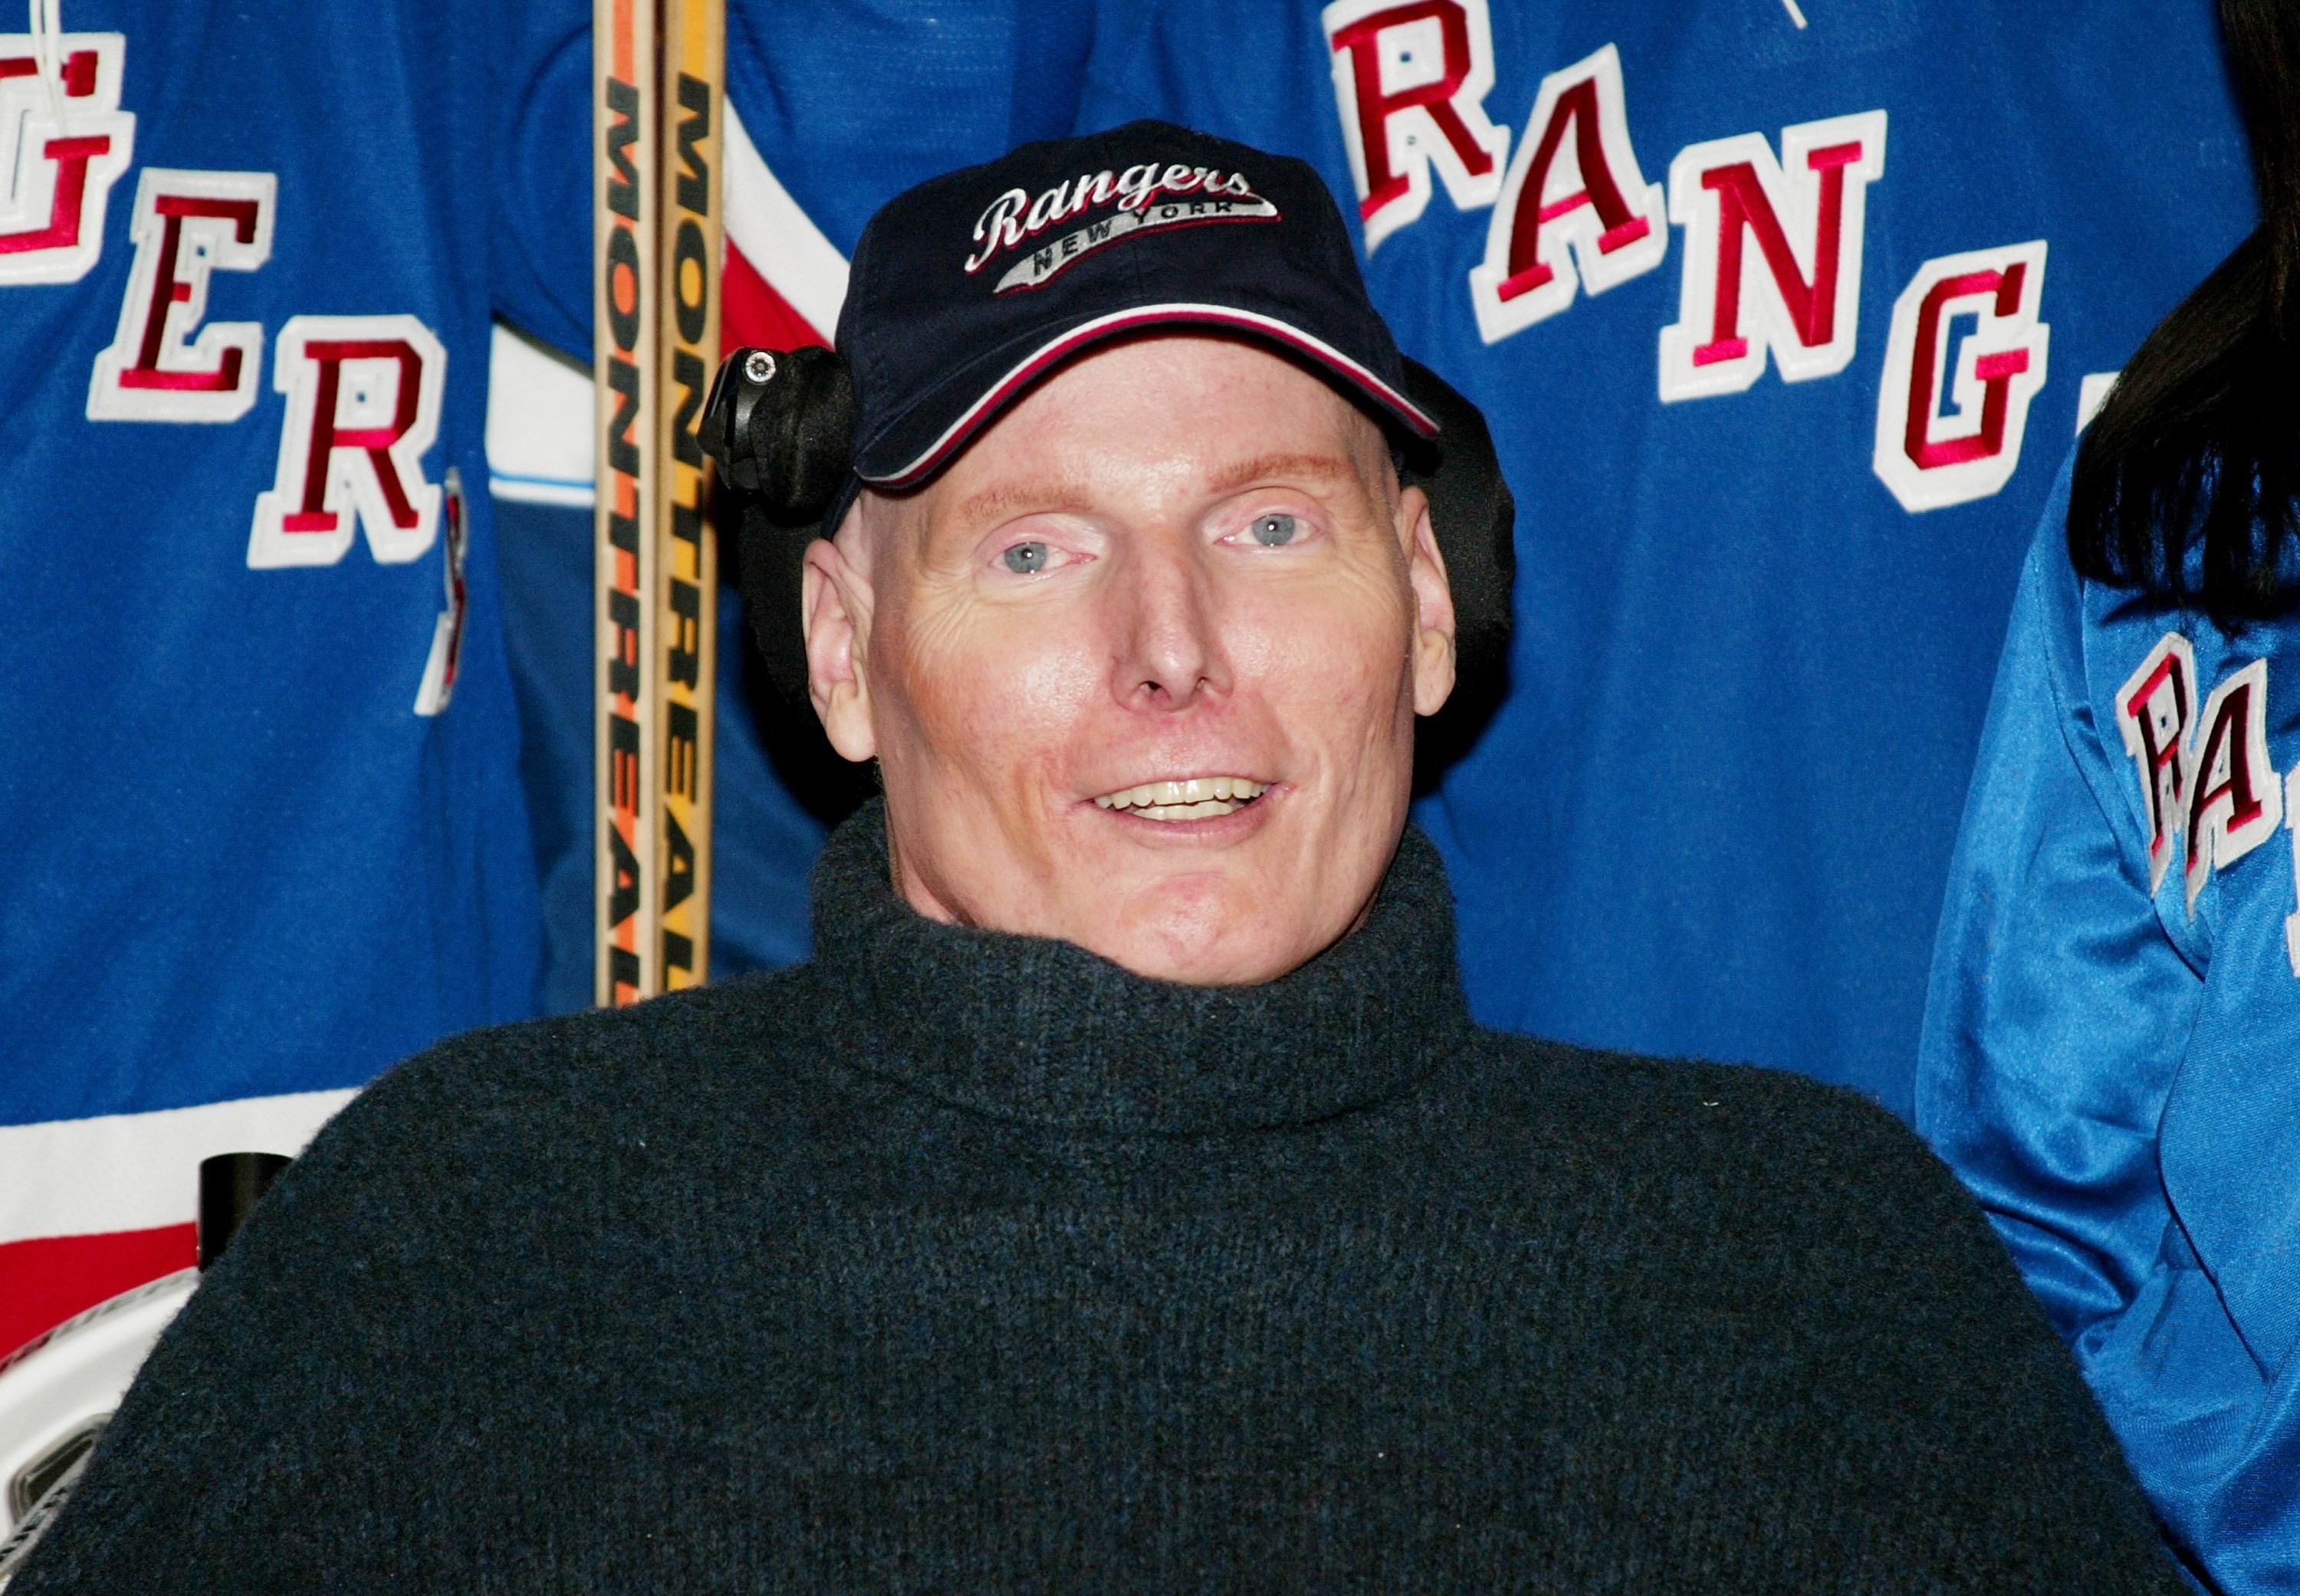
[0,31,134,284]
[1469,43,1664,343]
[413,468,470,715]
[2183,658,2281,915]
[1658,111,1886,402]
[1871,241,2052,513]
[87,169,276,422]
[2115,632,2199,896]
[1322,0,1508,252]
[249,314,447,569]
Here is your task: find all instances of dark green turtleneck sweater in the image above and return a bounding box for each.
[17,807,2178,1593]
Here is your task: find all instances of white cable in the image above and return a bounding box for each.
[29,0,68,130]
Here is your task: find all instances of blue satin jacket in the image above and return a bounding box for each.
[1920,460,2300,1593]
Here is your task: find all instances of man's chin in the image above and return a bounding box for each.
[1063,881,1331,987]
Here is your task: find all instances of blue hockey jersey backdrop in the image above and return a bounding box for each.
[1069,0,2253,1115]
[504,0,2256,1118]
[1,0,580,1347]
[2,0,2258,1363]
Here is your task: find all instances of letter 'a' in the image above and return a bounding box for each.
[1468,43,1666,344]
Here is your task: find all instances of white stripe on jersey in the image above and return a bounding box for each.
[0,1089,356,1247]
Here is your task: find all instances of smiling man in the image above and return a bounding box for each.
[803,330,1453,987]
[12,125,2187,1594]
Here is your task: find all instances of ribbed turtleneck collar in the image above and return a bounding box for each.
[807,800,1474,1135]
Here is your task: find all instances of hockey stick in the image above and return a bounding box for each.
[593,0,722,1006]
[593,0,662,1006]
[654,0,722,993]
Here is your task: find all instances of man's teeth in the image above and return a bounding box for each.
[1093,776,1269,819]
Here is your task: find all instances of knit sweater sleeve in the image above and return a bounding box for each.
[8,988,2192,1594]
[5,1010,623,1596]
[1702,1062,2190,1593]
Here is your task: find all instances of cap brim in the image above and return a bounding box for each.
[859,303,1441,491]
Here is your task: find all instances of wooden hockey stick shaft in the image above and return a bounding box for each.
[593,0,662,1005]
[654,0,722,992]
[594,0,721,1005]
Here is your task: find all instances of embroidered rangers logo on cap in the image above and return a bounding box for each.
[965,161,1280,293]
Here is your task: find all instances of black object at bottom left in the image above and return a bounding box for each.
[0,1152,288,1588]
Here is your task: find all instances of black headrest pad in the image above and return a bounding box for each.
[1398,356,1514,691]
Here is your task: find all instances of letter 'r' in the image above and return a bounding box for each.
[2114,631,2198,896]
[1322,0,1509,252]
[248,314,448,569]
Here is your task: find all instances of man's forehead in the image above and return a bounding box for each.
[847,340,1398,557]
[943,340,1387,494]
[935,449,1372,533]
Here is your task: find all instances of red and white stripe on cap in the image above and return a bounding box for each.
[866,303,1441,491]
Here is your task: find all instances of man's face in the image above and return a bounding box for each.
[804,336,1455,984]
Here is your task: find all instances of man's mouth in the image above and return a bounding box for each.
[1092,775,1270,821]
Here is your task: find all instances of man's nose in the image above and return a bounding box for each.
[1111,535,1230,711]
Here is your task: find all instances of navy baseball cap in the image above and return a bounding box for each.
[701,121,1515,708]
[837,118,1439,492]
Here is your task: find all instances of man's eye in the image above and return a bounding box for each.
[1249,514,1299,547]
[1002,542,1050,573]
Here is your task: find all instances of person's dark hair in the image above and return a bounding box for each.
[2069,0,2300,626]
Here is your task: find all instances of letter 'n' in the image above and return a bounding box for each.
[1658,111,1886,402]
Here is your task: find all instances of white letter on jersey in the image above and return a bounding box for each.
[413,468,470,715]
[1467,43,1664,345]
[1322,0,1508,252]
[2282,769,2300,977]
[1657,111,1886,402]
[249,314,446,569]
[0,32,134,284]
[2184,658,2280,916]
[1871,241,2050,513]
[2115,632,2198,897]
[87,169,276,422]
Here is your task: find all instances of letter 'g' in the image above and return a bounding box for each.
[0,31,135,284]
[1869,241,2051,514]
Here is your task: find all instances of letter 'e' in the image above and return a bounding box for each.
[86,169,277,423]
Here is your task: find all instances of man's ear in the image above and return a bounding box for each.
[802,511,879,762]
[1400,484,1457,717]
